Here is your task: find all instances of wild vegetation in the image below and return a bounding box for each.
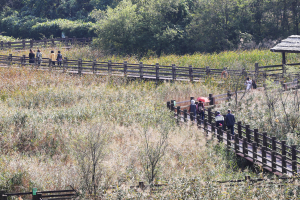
[2,46,300,71]
[1,0,300,55]
[0,65,299,198]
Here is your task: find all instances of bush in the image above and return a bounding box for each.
[0,14,97,39]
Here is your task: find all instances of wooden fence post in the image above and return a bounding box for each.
[22,55,26,67]
[22,39,25,49]
[139,62,143,78]
[170,100,175,111]
[204,119,207,133]
[227,130,231,149]
[172,64,176,80]
[49,58,52,69]
[206,66,210,76]
[246,125,250,142]
[63,57,67,72]
[65,36,69,46]
[254,129,259,145]
[183,109,187,122]
[238,121,242,138]
[255,63,259,79]
[243,138,248,156]
[263,132,267,147]
[108,60,112,75]
[156,63,159,81]
[139,182,145,190]
[282,140,287,174]
[271,150,276,172]
[78,59,82,75]
[234,135,239,153]
[292,145,297,175]
[51,38,55,46]
[0,41,3,50]
[208,108,212,124]
[30,39,34,48]
[189,65,193,82]
[252,142,257,162]
[8,41,11,49]
[73,36,76,45]
[123,61,128,77]
[167,101,170,109]
[8,54,12,67]
[209,94,214,105]
[177,106,181,124]
[211,123,215,137]
[262,146,266,168]
[92,59,96,74]
[272,137,276,152]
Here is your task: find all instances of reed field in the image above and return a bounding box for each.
[0,65,299,199]
[2,45,300,70]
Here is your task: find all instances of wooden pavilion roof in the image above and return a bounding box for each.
[270,35,300,53]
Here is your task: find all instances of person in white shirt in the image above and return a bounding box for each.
[215,111,224,128]
[245,77,252,90]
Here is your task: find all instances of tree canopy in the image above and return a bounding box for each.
[1,0,300,55]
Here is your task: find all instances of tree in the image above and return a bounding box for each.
[74,124,111,196]
[139,127,169,184]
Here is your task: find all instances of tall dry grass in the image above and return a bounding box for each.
[2,45,300,70]
[0,66,297,199]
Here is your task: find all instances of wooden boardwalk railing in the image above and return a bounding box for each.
[1,53,300,82]
[0,36,92,50]
[167,97,300,177]
[0,187,78,200]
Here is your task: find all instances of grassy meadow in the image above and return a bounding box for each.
[2,45,300,70]
[0,48,300,198]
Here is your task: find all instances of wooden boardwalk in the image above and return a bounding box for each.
[170,100,300,177]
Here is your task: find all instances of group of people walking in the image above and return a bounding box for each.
[28,49,63,65]
[189,100,236,136]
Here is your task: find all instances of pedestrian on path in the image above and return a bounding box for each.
[215,111,224,128]
[50,50,56,66]
[29,49,35,64]
[189,100,197,120]
[36,49,42,65]
[245,77,252,90]
[57,50,63,66]
[225,109,235,136]
[197,101,205,122]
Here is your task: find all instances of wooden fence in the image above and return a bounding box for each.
[1,54,300,82]
[0,187,77,200]
[167,96,300,177]
[0,37,92,50]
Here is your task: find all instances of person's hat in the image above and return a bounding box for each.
[228,109,231,112]
[216,111,220,114]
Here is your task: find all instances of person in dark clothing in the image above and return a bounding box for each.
[225,109,235,136]
[197,101,205,122]
[252,79,257,89]
[29,49,35,64]
[57,50,63,66]
[189,100,197,120]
